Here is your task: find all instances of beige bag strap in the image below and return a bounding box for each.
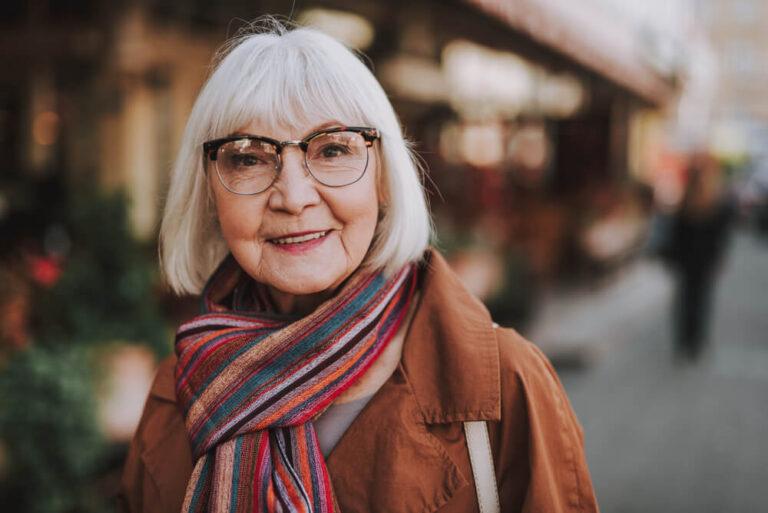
[463,421,500,513]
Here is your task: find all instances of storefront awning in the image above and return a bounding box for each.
[463,0,678,106]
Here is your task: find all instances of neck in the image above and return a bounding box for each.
[268,287,335,316]
[333,290,420,404]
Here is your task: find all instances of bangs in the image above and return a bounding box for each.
[206,36,370,139]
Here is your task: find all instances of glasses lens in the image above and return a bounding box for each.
[215,139,278,194]
[306,131,369,187]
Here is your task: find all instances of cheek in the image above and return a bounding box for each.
[339,181,380,251]
[345,206,377,246]
[213,187,264,242]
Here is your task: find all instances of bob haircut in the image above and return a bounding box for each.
[160,19,432,295]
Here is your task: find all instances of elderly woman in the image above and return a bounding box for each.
[118,21,597,513]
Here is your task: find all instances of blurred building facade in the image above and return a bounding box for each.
[1,0,712,321]
[695,0,768,161]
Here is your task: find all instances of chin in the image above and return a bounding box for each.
[269,271,343,297]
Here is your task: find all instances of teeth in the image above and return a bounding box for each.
[271,231,328,245]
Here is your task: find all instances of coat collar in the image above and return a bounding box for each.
[401,248,501,424]
[150,353,177,402]
[326,249,501,512]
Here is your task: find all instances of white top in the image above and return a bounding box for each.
[313,394,374,456]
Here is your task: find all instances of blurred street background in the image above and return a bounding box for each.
[559,229,768,513]
[1,0,767,511]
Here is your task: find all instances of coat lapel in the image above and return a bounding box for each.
[326,366,469,513]
[402,249,501,424]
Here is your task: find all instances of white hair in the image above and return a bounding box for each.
[159,19,432,294]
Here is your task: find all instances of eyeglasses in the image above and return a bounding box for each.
[202,126,379,195]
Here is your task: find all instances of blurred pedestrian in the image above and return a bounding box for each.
[117,19,597,513]
[666,153,734,361]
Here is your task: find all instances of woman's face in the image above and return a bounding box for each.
[210,120,380,314]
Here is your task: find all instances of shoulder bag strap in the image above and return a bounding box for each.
[463,420,500,513]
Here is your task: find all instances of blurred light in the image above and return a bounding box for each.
[32,111,61,146]
[299,9,375,50]
[537,73,585,118]
[438,122,461,164]
[443,40,535,119]
[459,123,505,167]
[582,214,644,262]
[711,122,748,161]
[450,250,504,301]
[379,56,448,103]
[509,124,550,186]
[96,345,156,442]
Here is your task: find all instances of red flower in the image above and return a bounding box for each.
[28,255,62,288]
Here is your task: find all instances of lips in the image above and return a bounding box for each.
[268,230,331,245]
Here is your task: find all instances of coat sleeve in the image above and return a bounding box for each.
[116,357,193,513]
[491,328,598,513]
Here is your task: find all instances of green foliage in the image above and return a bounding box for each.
[0,186,170,511]
[32,188,170,356]
[0,345,105,512]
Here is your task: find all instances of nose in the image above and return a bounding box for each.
[266,146,321,214]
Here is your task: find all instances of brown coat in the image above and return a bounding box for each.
[117,250,598,512]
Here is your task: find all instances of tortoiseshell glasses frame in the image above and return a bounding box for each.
[202,126,380,195]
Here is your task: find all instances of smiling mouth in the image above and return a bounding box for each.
[269,230,331,245]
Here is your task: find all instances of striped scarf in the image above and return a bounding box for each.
[174,255,418,512]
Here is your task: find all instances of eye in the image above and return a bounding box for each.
[229,153,266,167]
[317,143,352,159]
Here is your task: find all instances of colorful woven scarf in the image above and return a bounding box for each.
[174,255,418,513]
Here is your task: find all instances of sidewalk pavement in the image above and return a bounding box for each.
[523,257,674,367]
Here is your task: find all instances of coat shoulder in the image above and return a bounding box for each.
[494,326,567,393]
[493,324,586,450]
[489,326,598,512]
